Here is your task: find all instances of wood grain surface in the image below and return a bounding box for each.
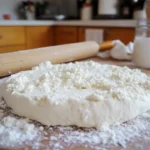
[26,26,53,49]
[78,27,135,45]
[0,45,26,54]
[0,27,25,46]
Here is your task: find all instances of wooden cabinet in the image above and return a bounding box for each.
[0,27,26,54]
[0,25,135,54]
[0,45,26,53]
[104,28,135,44]
[78,27,135,44]
[0,26,53,54]
[54,26,78,45]
[78,27,85,42]
[26,26,53,49]
[0,27,25,46]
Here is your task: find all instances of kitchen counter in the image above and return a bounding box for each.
[55,20,136,28]
[0,20,55,26]
[0,20,136,28]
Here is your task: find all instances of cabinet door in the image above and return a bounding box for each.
[78,27,135,44]
[104,28,135,44]
[26,26,53,49]
[78,27,85,42]
[54,26,78,45]
[0,45,26,54]
[0,27,25,46]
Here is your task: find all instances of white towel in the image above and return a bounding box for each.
[97,40,134,61]
[85,29,104,44]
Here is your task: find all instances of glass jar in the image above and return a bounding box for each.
[133,19,150,68]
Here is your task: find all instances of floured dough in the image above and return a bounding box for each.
[1,61,150,129]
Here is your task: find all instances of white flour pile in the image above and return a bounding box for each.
[1,61,150,149]
[2,61,150,130]
[1,97,150,150]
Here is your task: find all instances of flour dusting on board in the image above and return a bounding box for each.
[0,98,45,149]
[1,97,150,150]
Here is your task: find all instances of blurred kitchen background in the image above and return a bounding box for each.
[0,0,146,20]
[0,0,148,54]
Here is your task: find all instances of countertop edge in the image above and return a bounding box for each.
[55,20,137,28]
[0,20,136,27]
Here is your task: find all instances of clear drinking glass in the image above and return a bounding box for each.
[133,20,150,68]
[133,0,150,68]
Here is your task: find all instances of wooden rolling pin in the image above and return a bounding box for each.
[0,41,114,77]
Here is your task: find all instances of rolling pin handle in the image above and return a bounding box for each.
[99,41,115,52]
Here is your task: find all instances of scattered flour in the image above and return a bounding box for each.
[0,98,44,149]
[0,116,42,148]
[1,61,150,149]
[48,112,150,150]
[0,97,150,150]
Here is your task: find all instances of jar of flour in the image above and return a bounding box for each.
[133,19,150,68]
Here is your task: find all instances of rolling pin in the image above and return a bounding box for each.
[0,41,114,77]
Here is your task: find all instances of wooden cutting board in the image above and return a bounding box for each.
[0,57,150,150]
